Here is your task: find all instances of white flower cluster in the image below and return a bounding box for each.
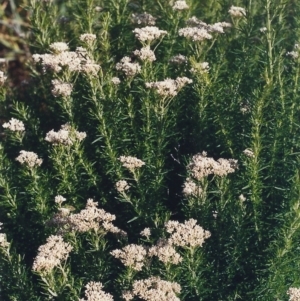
[0,233,9,249]
[2,118,25,132]
[49,42,69,53]
[179,17,232,42]
[80,33,97,44]
[133,46,156,62]
[123,277,181,301]
[16,150,43,168]
[79,281,114,301]
[110,244,147,271]
[190,62,210,74]
[165,218,211,248]
[140,227,151,239]
[243,148,254,158]
[45,124,86,146]
[133,26,168,43]
[33,44,100,75]
[111,77,121,85]
[146,77,193,97]
[169,54,188,65]
[131,13,156,25]
[51,79,73,97]
[0,71,7,86]
[32,235,73,273]
[55,195,66,206]
[119,156,145,170]
[287,44,300,60]
[49,199,126,236]
[116,57,141,77]
[287,287,300,301]
[228,6,246,18]
[148,238,182,265]
[187,151,238,180]
[183,178,203,197]
[115,180,130,193]
[172,0,189,10]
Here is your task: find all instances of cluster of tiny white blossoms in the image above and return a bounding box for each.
[119,156,145,170]
[51,79,73,97]
[79,281,114,301]
[2,118,25,132]
[131,12,156,25]
[67,199,126,235]
[169,54,188,65]
[79,33,97,44]
[0,71,7,86]
[110,244,147,271]
[287,44,300,60]
[116,57,141,77]
[243,148,254,158]
[33,42,100,75]
[123,277,181,301]
[239,194,246,202]
[55,195,66,206]
[0,223,9,249]
[45,124,86,146]
[179,16,231,42]
[228,6,246,18]
[32,235,73,273]
[172,0,189,11]
[186,151,238,180]
[133,46,156,62]
[140,227,151,239]
[182,178,203,197]
[287,288,300,301]
[132,26,168,43]
[165,219,211,248]
[111,77,121,85]
[148,238,182,265]
[115,180,130,193]
[190,62,210,75]
[260,27,267,33]
[16,150,43,168]
[145,77,193,97]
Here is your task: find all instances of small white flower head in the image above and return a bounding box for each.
[45,124,86,146]
[287,51,299,60]
[119,156,145,170]
[116,57,141,77]
[0,71,7,86]
[133,46,156,62]
[95,6,102,12]
[79,281,114,301]
[140,228,151,239]
[3,118,25,132]
[239,194,246,202]
[49,42,69,54]
[260,27,267,33]
[183,178,202,197]
[16,150,43,168]
[0,233,10,249]
[169,54,188,65]
[133,26,168,43]
[287,287,300,301]
[110,244,147,271]
[173,0,189,11]
[131,12,156,26]
[115,180,130,193]
[212,211,218,218]
[111,77,121,85]
[178,27,212,42]
[190,62,210,75]
[51,79,73,97]
[243,148,254,158]
[79,33,97,44]
[55,195,66,206]
[228,6,246,18]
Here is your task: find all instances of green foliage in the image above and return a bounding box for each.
[1,0,300,300]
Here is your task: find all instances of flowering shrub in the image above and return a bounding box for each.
[1,0,300,300]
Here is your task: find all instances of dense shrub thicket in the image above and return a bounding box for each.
[1,0,300,300]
